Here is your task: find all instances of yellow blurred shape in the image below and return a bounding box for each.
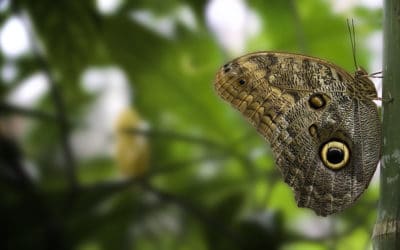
[115,108,150,177]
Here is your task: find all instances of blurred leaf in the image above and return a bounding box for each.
[281,242,326,250]
[19,0,103,101]
[248,0,376,71]
[237,211,284,250]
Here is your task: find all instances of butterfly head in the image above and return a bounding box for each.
[354,66,368,78]
[353,67,378,100]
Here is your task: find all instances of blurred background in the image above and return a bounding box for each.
[0,0,383,249]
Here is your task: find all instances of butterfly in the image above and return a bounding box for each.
[213,50,381,216]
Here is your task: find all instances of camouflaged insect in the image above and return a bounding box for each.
[214,52,381,216]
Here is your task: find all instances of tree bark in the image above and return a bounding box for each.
[372,0,400,248]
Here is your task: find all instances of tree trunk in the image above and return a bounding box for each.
[372,0,400,248]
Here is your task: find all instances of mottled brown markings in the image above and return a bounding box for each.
[283,57,295,70]
[302,58,311,68]
[273,97,318,133]
[231,91,248,107]
[214,51,381,216]
[325,64,334,79]
[282,132,314,187]
[251,94,286,125]
[300,119,352,213]
[287,90,301,102]
[282,93,295,105]
[267,54,278,65]
[247,54,278,70]
[284,139,311,186]
[246,96,271,122]
[274,110,323,163]
[305,165,323,208]
[337,73,343,82]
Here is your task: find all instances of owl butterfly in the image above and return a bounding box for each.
[213,33,381,215]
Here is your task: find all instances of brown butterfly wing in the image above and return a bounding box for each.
[214,52,381,216]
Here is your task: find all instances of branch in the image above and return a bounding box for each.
[373,0,400,247]
[19,13,78,191]
[149,153,229,176]
[124,128,227,150]
[139,181,247,250]
[125,127,260,180]
[81,176,247,249]
[0,102,57,121]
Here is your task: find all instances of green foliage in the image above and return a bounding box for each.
[0,0,382,250]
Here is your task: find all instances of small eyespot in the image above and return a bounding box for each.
[309,124,318,137]
[223,63,229,68]
[320,141,350,170]
[239,79,246,85]
[309,93,326,109]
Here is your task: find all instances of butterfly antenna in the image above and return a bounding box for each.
[347,18,358,70]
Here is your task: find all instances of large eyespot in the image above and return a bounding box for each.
[309,93,326,109]
[320,141,350,170]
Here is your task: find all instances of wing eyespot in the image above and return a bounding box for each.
[309,93,327,109]
[320,140,350,170]
[309,124,318,137]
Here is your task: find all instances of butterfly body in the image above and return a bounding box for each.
[214,52,381,216]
